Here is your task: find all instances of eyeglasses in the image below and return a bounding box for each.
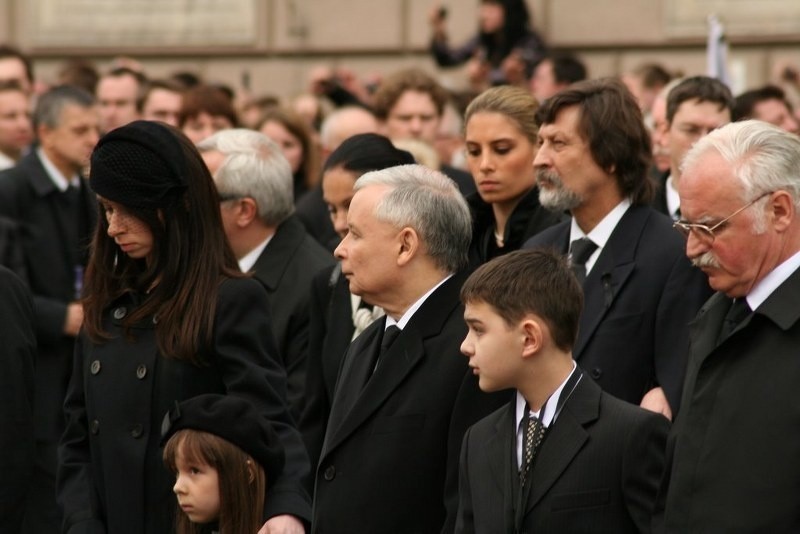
[673,191,772,245]
[218,194,244,203]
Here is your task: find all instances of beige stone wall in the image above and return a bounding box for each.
[1,0,798,100]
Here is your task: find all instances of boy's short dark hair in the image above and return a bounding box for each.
[460,249,583,351]
[666,75,734,124]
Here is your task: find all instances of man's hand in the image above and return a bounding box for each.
[63,302,84,337]
[258,514,305,534]
[640,386,673,421]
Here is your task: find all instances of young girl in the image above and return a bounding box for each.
[162,394,284,534]
[57,120,308,533]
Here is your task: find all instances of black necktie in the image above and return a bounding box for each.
[719,298,751,341]
[570,237,598,285]
[372,325,401,375]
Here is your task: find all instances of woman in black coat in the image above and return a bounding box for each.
[464,85,563,268]
[57,121,310,533]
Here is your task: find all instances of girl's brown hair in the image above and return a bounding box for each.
[164,429,266,534]
[258,106,321,193]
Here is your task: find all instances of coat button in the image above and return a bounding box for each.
[90,360,101,375]
[90,419,100,435]
[131,424,144,438]
[113,307,127,320]
[591,367,603,380]
[323,465,336,481]
[136,364,147,379]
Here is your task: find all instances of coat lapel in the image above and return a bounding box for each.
[573,206,649,358]
[321,272,466,457]
[525,375,600,513]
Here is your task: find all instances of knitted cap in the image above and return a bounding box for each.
[161,394,285,483]
[90,120,188,209]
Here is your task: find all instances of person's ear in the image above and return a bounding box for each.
[520,316,544,358]
[769,190,794,232]
[246,459,255,484]
[396,227,419,266]
[236,197,259,228]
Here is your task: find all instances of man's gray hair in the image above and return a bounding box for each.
[198,129,294,226]
[354,164,471,272]
[683,119,800,208]
[34,85,95,130]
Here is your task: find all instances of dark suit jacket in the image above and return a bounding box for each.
[650,170,670,218]
[0,152,96,446]
[311,272,508,533]
[524,205,711,412]
[657,266,800,533]
[58,278,311,534]
[0,266,36,532]
[299,263,355,472]
[457,375,668,533]
[250,216,334,422]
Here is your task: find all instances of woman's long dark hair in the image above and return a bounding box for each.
[82,129,243,363]
[479,0,532,67]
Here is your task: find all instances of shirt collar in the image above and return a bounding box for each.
[37,147,80,192]
[665,175,681,219]
[515,360,578,430]
[746,249,800,311]
[385,274,453,331]
[238,234,272,273]
[569,198,631,249]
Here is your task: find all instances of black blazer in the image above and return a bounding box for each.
[657,266,800,532]
[250,216,334,421]
[0,266,36,532]
[311,272,508,533]
[524,205,711,412]
[57,278,312,534]
[0,152,96,444]
[457,375,668,533]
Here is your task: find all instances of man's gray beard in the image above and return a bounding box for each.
[537,170,583,212]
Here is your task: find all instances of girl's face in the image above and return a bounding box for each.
[182,111,234,145]
[172,449,221,525]
[479,2,505,33]
[465,111,537,209]
[322,166,359,239]
[261,120,304,174]
[99,196,155,263]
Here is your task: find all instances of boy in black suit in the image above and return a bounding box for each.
[456,249,668,533]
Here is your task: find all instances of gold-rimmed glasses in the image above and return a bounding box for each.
[673,191,773,245]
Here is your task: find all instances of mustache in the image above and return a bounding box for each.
[536,169,562,186]
[691,251,720,269]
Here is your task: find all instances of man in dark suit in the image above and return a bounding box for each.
[312,164,506,533]
[0,266,36,533]
[199,129,334,423]
[524,78,710,419]
[457,249,668,533]
[656,120,800,532]
[0,84,99,532]
[653,76,733,220]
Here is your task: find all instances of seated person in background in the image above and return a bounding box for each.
[457,249,669,534]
